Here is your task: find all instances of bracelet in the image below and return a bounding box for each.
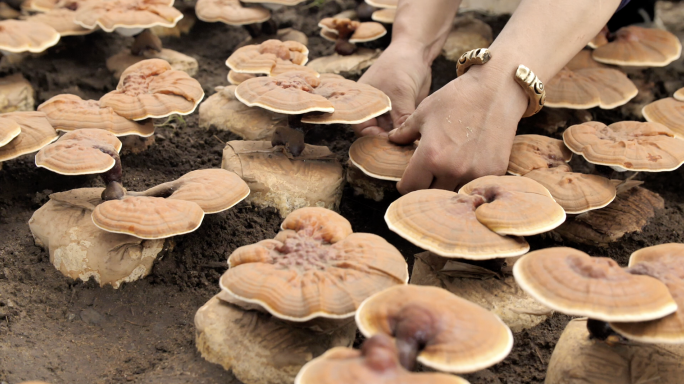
[456,48,546,118]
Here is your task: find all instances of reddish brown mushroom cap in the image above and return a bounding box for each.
[235,71,334,114]
[195,0,270,25]
[0,112,58,162]
[294,334,470,384]
[459,175,566,236]
[513,247,677,322]
[35,129,122,175]
[38,94,155,137]
[355,285,514,374]
[74,0,183,32]
[642,97,684,139]
[220,207,408,322]
[301,75,391,124]
[508,134,572,176]
[0,116,21,147]
[226,40,309,75]
[592,26,682,67]
[675,88,684,102]
[545,67,637,109]
[92,196,205,239]
[99,59,205,120]
[385,189,530,260]
[349,135,416,181]
[524,168,616,214]
[563,121,684,172]
[0,19,60,53]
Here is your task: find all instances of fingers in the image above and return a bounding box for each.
[388,113,421,145]
[429,176,459,192]
[396,149,435,194]
[351,118,378,137]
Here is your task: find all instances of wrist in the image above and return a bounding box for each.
[460,60,529,119]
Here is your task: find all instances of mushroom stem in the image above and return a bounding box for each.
[272,115,306,156]
[361,334,401,372]
[335,39,358,56]
[131,29,162,56]
[97,146,125,201]
[586,318,623,345]
[393,305,437,371]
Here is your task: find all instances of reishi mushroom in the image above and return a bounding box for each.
[195,0,270,26]
[0,19,60,53]
[318,17,386,56]
[642,96,684,139]
[349,135,416,181]
[590,26,682,67]
[0,111,58,163]
[226,39,310,76]
[545,66,637,109]
[73,0,183,36]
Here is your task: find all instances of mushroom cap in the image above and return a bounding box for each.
[226,39,309,75]
[355,285,514,374]
[513,247,678,322]
[0,19,60,53]
[234,71,334,114]
[587,26,609,49]
[371,8,395,24]
[458,175,566,236]
[241,0,307,4]
[220,207,408,322]
[195,0,270,25]
[300,75,391,124]
[28,8,94,36]
[227,70,256,85]
[545,67,637,109]
[592,26,682,67]
[563,121,684,172]
[318,18,386,43]
[348,136,415,181]
[0,112,58,162]
[675,87,684,102]
[134,168,250,214]
[35,129,122,175]
[92,196,205,239]
[294,334,470,384]
[642,97,684,139]
[0,116,21,147]
[610,244,684,344]
[385,189,530,260]
[99,59,205,120]
[364,0,397,9]
[38,94,155,137]
[565,49,609,71]
[349,23,385,43]
[73,0,183,32]
[508,134,572,176]
[524,168,616,214]
[23,0,60,12]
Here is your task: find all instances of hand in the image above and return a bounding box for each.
[389,63,529,193]
[352,41,433,137]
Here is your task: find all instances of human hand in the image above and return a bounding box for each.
[389,63,529,193]
[351,41,433,137]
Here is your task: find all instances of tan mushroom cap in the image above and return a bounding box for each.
[642,97,684,139]
[459,175,566,236]
[35,129,122,175]
[99,59,205,120]
[545,67,637,109]
[371,8,395,24]
[0,19,60,53]
[220,207,408,322]
[318,18,386,43]
[508,134,572,176]
[92,196,205,239]
[241,0,307,5]
[23,0,59,12]
[385,189,530,260]
[365,0,397,9]
[0,112,58,162]
[28,9,94,36]
[349,22,386,43]
[592,26,682,67]
[38,94,154,137]
[524,168,616,214]
[565,49,609,71]
[356,285,514,374]
[134,168,250,214]
[227,70,256,85]
[513,247,677,322]
[587,26,609,49]
[675,87,684,102]
[349,136,415,181]
[563,121,684,172]
[74,0,183,32]
[195,0,270,25]
[294,335,470,384]
[300,76,391,124]
[235,71,334,114]
[610,244,684,344]
[0,116,20,147]
[226,40,309,75]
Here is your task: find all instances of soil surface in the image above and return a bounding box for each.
[2,2,684,384]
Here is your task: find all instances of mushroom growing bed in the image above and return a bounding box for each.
[2,1,684,384]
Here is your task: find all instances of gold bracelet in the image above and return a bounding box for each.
[456,48,546,118]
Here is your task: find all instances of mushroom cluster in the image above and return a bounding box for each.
[195,207,408,384]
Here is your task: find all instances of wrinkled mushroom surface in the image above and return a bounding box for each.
[74,0,183,32]
[35,129,122,175]
[195,0,270,25]
[235,71,334,114]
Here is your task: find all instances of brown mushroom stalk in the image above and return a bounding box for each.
[392,305,437,370]
[97,145,124,201]
[271,115,307,156]
[130,29,162,56]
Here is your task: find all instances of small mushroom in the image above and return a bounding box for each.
[0,19,60,53]
[355,285,513,373]
[0,112,58,162]
[513,247,677,322]
[295,334,470,384]
[220,207,408,322]
[642,97,684,139]
[348,135,416,181]
[226,39,309,75]
[545,67,637,109]
[38,94,154,137]
[371,8,395,24]
[563,121,684,172]
[195,0,270,26]
[591,26,682,67]
[99,58,205,120]
[73,0,183,35]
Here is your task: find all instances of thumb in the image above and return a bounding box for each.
[387,89,418,130]
[388,113,421,145]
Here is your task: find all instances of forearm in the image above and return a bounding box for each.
[391,0,461,65]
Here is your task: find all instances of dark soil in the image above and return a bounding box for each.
[2,2,684,384]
